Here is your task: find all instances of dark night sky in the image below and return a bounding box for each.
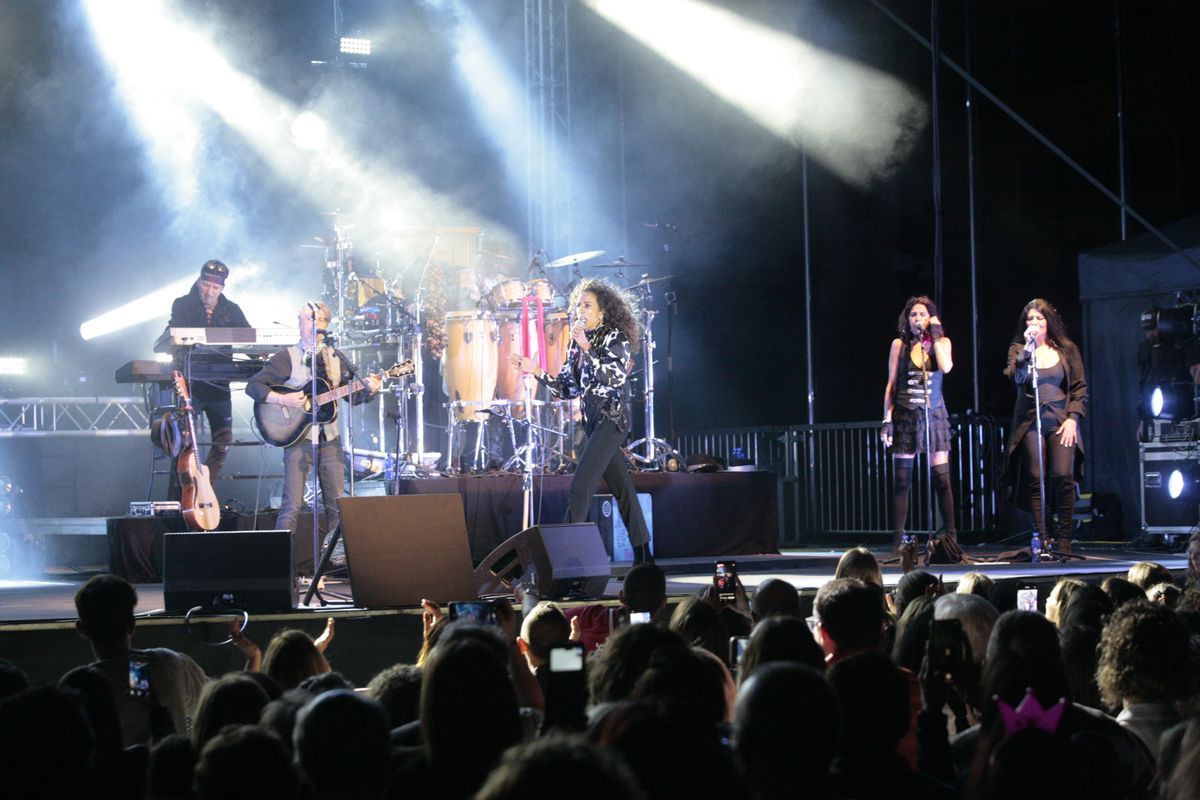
[1,0,1198,434]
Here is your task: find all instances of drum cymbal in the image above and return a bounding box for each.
[590,261,649,269]
[546,249,604,268]
[630,274,673,288]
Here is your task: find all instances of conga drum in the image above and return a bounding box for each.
[495,312,524,403]
[442,311,499,420]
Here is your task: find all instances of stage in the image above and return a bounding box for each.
[0,542,1187,688]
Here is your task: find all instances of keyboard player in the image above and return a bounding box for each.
[164,259,251,481]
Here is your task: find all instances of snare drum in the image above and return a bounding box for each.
[489,279,527,309]
[442,312,499,420]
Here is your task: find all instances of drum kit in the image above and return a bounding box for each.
[315,226,679,484]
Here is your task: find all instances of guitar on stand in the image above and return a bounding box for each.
[171,371,220,531]
[253,360,415,448]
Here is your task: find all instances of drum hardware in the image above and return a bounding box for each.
[625,287,680,471]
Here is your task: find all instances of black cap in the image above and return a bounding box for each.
[200,259,228,286]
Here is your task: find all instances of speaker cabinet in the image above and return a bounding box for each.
[1140,443,1200,534]
[338,494,478,608]
[475,523,611,600]
[163,530,296,613]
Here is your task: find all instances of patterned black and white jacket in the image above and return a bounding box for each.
[537,323,632,433]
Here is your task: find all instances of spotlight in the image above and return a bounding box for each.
[1150,383,1196,421]
[339,37,372,56]
[1142,304,1197,347]
[0,358,26,376]
[1166,466,1200,500]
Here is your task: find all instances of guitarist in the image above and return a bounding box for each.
[246,302,380,542]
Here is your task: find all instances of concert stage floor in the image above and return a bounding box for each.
[0,543,1188,687]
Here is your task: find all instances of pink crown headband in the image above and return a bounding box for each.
[995,688,1066,737]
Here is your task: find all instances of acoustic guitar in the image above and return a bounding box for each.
[253,360,415,448]
[172,371,221,532]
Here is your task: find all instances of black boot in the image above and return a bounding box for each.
[633,543,654,565]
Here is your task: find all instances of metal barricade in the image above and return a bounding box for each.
[674,415,1006,545]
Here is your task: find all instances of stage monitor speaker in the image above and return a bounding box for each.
[338,494,478,608]
[163,530,296,613]
[475,523,611,600]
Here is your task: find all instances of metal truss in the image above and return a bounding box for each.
[524,0,572,257]
[0,397,152,437]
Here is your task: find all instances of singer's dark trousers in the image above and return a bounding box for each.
[1021,428,1076,539]
[565,419,650,548]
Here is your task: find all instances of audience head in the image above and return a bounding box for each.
[294,690,392,800]
[259,689,312,754]
[891,595,935,672]
[59,665,122,758]
[589,623,688,706]
[74,574,137,649]
[815,578,883,660]
[985,609,1062,665]
[934,592,999,665]
[1102,576,1146,609]
[668,595,728,663]
[519,602,571,666]
[826,651,910,755]
[0,659,29,701]
[1058,621,1104,710]
[476,736,646,800]
[735,663,840,799]
[893,569,941,617]
[1187,531,1200,590]
[1148,581,1183,608]
[630,644,729,728]
[261,629,331,692]
[1097,600,1197,710]
[750,578,802,620]
[590,697,745,800]
[1127,561,1173,591]
[194,725,299,800]
[145,733,195,800]
[366,663,422,729]
[420,635,522,792]
[191,673,271,749]
[737,615,825,686]
[1045,577,1086,625]
[834,547,883,588]
[620,563,668,613]
[1056,582,1113,632]
[0,685,96,798]
[957,571,995,601]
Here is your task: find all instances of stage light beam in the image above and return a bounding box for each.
[583,0,928,187]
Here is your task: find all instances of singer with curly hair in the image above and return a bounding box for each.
[510,278,653,564]
[1003,298,1087,553]
[882,295,957,555]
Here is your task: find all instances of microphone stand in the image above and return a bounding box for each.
[303,333,325,606]
[920,343,936,548]
[305,333,359,606]
[1027,339,1049,563]
[1025,338,1084,563]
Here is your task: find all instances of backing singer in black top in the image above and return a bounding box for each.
[1003,298,1087,553]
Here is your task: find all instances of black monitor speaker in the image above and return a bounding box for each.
[163,530,296,612]
[475,522,611,599]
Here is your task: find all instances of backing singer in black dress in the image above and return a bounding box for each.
[510,278,653,565]
[882,295,958,554]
